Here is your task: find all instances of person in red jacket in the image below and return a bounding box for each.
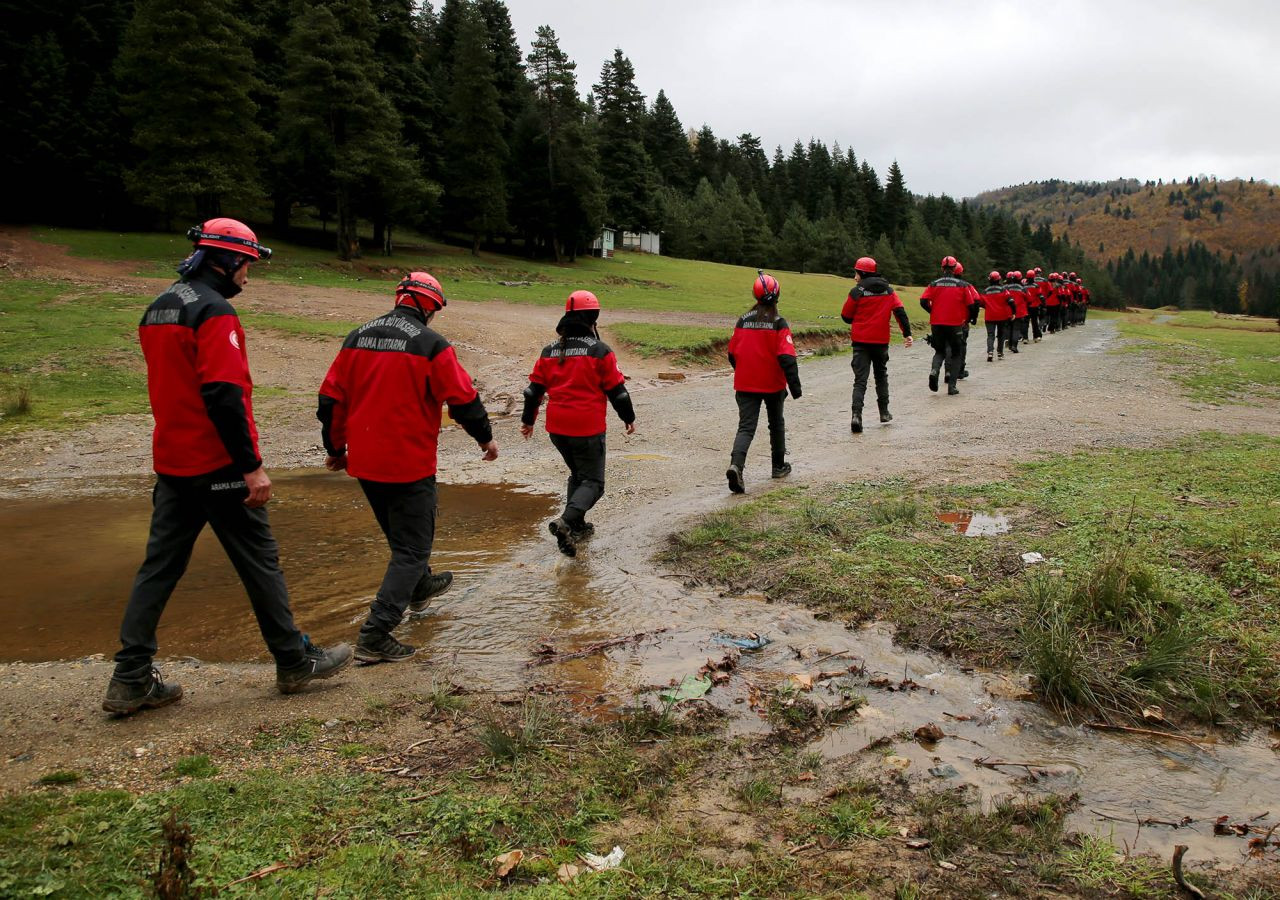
[1030,267,1049,341]
[842,256,912,432]
[725,272,802,493]
[952,261,980,379]
[105,219,352,716]
[319,272,498,663]
[979,270,1016,361]
[520,290,636,557]
[1048,272,1068,333]
[1068,273,1085,326]
[1005,270,1030,353]
[919,256,977,395]
[1024,267,1044,343]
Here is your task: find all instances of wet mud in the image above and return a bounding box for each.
[0,472,555,663]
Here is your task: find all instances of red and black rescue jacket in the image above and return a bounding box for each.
[1050,283,1068,306]
[1006,282,1030,317]
[520,330,635,437]
[979,284,1015,322]
[841,274,911,345]
[920,275,978,326]
[139,269,261,477]
[1033,276,1050,304]
[727,307,802,396]
[1025,280,1042,308]
[317,306,492,483]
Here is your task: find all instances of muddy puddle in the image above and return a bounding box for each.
[936,510,1011,536]
[0,472,556,663]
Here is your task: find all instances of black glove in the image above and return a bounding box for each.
[790,386,802,400]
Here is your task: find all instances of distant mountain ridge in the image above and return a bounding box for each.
[971,177,1280,265]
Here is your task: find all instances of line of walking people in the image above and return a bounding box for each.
[723,254,1090,493]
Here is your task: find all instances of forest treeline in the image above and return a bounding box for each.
[9,0,1273,314]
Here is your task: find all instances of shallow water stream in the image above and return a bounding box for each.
[1,474,1277,865]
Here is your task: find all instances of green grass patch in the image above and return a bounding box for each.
[36,771,82,786]
[666,434,1280,724]
[610,321,848,364]
[239,310,357,339]
[0,277,149,432]
[33,227,924,324]
[1103,309,1280,402]
[171,755,218,779]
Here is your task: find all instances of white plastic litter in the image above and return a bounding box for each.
[1021,552,1046,566]
[583,846,625,871]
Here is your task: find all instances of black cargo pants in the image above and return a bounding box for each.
[850,342,890,412]
[358,475,438,637]
[549,432,607,530]
[731,390,786,469]
[114,467,306,680]
[929,325,966,386]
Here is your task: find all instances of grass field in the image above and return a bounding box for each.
[1,699,1211,899]
[0,278,149,431]
[1090,308,1280,402]
[32,227,922,324]
[609,321,850,364]
[666,433,1280,726]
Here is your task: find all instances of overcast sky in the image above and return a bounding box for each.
[504,0,1280,198]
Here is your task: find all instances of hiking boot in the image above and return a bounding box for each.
[997,352,1004,359]
[409,571,453,614]
[850,411,863,433]
[928,368,939,392]
[959,369,969,380]
[947,384,960,396]
[102,667,183,716]
[277,636,353,693]
[571,521,595,541]
[987,353,993,362]
[1010,346,1020,353]
[879,405,893,423]
[354,630,417,664]
[771,462,792,479]
[726,464,745,494]
[548,517,578,556]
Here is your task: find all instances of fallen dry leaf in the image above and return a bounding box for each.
[942,574,966,589]
[884,755,911,772]
[914,723,945,743]
[938,860,958,871]
[556,863,580,883]
[905,839,932,850]
[1141,705,1167,723]
[492,849,524,877]
[795,772,816,782]
[788,673,814,691]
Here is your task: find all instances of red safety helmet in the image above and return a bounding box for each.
[1004,271,1018,281]
[940,255,958,270]
[953,261,965,275]
[186,218,272,261]
[1049,272,1061,280]
[566,289,601,311]
[752,271,780,303]
[1069,272,1078,280]
[988,270,1001,282]
[1034,267,1043,275]
[854,256,877,274]
[396,271,447,311]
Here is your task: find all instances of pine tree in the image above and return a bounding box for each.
[519,24,604,260]
[117,0,267,221]
[870,233,902,283]
[442,3,507,253]
[706,176,746,265]
[692,125,721,186]
[779,205,818,273]
[814,213,856,277]
[593,49,654,232]
[881,160,911,244]
[277,0,428,259]
[644,90,693,192]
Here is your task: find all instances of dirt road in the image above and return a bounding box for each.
[3,230,1280,866]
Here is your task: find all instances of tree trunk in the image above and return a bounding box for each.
[337,188,360,260]
[272,194,291,232]
[372,216,386,253]
[471,232,481,256]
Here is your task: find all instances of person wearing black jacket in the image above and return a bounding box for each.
[105,220,352,716]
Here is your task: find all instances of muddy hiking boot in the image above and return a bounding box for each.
[571,521,595,542]
[277,636,354,694]
[355,629,417,664]
[948,383,960,396]
[771,462,792,479]
[928,366,940,392]
[878,403,893,423]
[102,666,183,716]
[409,571,453,614]
[725,463,745,494]
[850,410,863,433]
[548,517,578,557]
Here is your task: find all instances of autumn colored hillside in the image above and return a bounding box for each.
[972,178,1280,265]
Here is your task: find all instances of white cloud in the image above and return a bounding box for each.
[504,0,1280,196]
